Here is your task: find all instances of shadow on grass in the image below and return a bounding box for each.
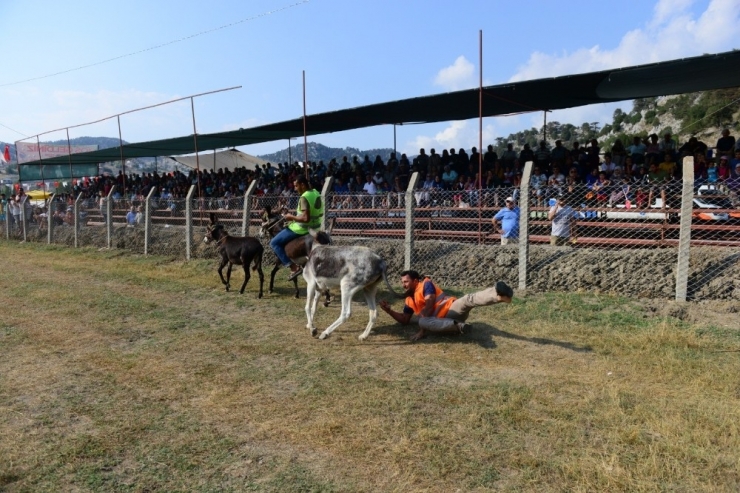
[357,322,592,353]
[344,322,593,353]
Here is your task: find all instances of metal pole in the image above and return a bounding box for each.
[288,138,292,165]
[36,136,44,193]
[303,70,309,179]
[518,161,533,293]
[478,29,484,244]
[66,128,73,188]
[190,97,202,200]
[117,115,126,199]
[393,125,397,155]
[543,111,547,141]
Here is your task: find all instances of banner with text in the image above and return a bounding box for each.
[16,142,99,164]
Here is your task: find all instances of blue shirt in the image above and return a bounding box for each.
[493,206,520,238]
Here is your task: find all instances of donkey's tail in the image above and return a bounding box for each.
[252,250,263,272]
[381,262,405,299]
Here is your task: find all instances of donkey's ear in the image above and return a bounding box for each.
[209,213,217,225]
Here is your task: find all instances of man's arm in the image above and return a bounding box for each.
[378,300,412,325]
[284,196,309,223]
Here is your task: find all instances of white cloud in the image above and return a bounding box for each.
[509,0,740,82]
[408,0,739,151]
[434,56,476,91]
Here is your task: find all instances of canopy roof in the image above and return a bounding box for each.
[20,50,740,169]
[168,148,267,171]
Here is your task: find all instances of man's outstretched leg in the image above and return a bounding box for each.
[445,280,514,321]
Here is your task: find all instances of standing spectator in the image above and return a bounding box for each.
[716,129,736,159]
[483,145,498,172]
[548,193,577,246]
[610,139,627,168]
[550,140,568,167]
[126,206,137,226]
[534,141,552,175]
[519,143,535,168]
[645,134,662,165]
[492,197,519,245]
[659,133,677,159]
[416,148,430,174]
[501,143,517,169]
[628,136,647,165]
[586,139,601,172]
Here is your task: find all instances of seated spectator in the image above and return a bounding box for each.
[610,177,632,206]
[718,156,731,182]
[547,165,565,197]
[707,160,719,184]
[135,206,143,225]
[441,165,458,189]
[333,177,349,195]
[591,172,611,202]
[530,166,548,205]
[731,150,740,178]
[599,153,617,177]
[658,153,677,179]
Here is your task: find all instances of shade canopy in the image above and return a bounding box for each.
[168,148,267,172]
[19,50,740,170]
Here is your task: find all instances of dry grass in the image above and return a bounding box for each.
[0,241,739,492]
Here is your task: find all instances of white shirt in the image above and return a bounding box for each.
[363,181,377,194]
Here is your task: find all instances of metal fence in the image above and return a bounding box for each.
[2,159,739,301]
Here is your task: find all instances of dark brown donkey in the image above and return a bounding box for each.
[205,214,264,297]
[260,205,332,301]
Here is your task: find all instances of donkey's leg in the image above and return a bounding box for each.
[358,282,380,341]
[319,282,364,340]
[218,258,230,291]
[239,256,250,294]
[268,261,280,294]
[254,252,264,299]
[305,281,321,336]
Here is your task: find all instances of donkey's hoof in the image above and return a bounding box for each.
[319,332,328,340]
[310,327,318,337]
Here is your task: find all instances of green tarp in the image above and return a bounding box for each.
[18,50,740,172]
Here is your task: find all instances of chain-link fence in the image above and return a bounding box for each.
[2,161,739,301]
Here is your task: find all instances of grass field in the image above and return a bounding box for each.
[1,241,739,492]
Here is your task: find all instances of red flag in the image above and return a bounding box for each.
[2,145,9,163]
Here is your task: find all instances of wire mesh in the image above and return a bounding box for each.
[525,181,681,298]
[685,183,740,300]
[2,179,739,301]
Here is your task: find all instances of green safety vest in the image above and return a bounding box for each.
[288,189,324,234]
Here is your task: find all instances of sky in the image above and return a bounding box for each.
[1,0,738,158]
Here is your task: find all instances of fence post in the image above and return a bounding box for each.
[242,180,258,236]
[675,156,695,302]
[3,196,8,240]
[518,161,533,292]
[74,193,82,248]
[47,193,56,244]
[20,194,28,242]
[183,185,194,260]
[145,186,156,256]
[404,172,420,270]
[106,186,115,249]
[321,176,334,232]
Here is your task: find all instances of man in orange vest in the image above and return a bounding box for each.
[379,270,513,342]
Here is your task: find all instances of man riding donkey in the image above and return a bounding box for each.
[269,175,324,281]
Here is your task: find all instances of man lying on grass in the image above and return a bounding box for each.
[379,270,513,342]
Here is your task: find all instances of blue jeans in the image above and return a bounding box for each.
[270,227,303,267]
